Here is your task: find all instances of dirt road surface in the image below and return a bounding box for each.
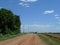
[0,34,48,45]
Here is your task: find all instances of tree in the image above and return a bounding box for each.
[0,8,21,34]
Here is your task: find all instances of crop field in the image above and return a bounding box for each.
[38,33,60,45]
[45,34,60,38]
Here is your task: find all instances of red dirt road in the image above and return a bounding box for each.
[0,34,48,45]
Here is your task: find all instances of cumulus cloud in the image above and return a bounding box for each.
[19,0,38,7]
[21,24,54,32]
[44,10,54,14]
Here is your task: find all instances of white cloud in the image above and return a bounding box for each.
[55,14,60,20]
[44,10,54,14]
[19,3,24,6]
[19,2,30,7]
[54,14,60,24]
[21,24,54,32]
[21,24,52,28]
[19,0,38,7]
[20,0,37,2]
[19,3,30,7]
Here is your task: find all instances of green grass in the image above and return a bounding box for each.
[0,33,25,41]
[37,34,60,45]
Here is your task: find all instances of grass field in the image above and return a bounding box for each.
[38,34,60,45]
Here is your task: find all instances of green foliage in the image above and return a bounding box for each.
[0,33,24,41]
[0,8,21,35]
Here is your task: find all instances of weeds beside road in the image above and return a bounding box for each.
[0,33,25,41]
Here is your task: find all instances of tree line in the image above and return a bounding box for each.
[0,8,21,35]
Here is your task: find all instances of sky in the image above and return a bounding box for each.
[0,0,60,32]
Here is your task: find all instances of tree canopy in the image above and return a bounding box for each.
[0,8,21,35]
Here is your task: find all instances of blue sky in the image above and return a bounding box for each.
[0,0,60,32]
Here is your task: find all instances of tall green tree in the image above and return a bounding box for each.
[0,8,21,34]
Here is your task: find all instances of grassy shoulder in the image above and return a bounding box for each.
[0,33,25,41]
[37,34,60,45]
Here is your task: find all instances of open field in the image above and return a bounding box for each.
[38,33,60,45]
[45,33,60,38]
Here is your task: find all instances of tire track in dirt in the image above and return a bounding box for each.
[17,34,34,45]
[19,34,36,45]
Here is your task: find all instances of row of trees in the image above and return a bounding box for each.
[0,8,21,35]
